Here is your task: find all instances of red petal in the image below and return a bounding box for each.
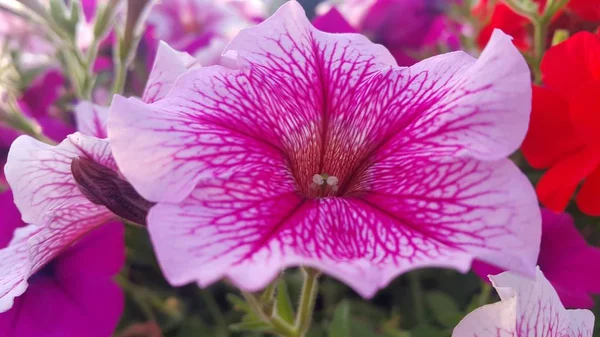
[541,32,600,96]
[569,80,600,147]
[536,147,600,212]
[568,0,600,21]
[576,164,600,215]
[476,3,530,50]
[521,86,583,169]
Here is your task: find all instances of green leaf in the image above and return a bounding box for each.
[226,294,250,313]
[425,291,463,328]
[328,301,351,337]
[49,0,74,37]
[229,319,273,332]
[68,0,81,28]
[349,320,382,337]
[275,278,295,324]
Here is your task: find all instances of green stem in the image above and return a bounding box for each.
[199,288,229,336]
[294,268,320,336]
[532,19,548,84]
[111,59,127,96]
[409,271,426,324]
[477,283,493,306]
[241,291,297,337]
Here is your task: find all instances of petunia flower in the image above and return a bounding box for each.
[314,0,461,66]
[108,1,540,298]
[520,32,600,215]
[472,208,600,308]
[0,222,125,337]
[0,102,149,335]
[452,267,594,337]
[0,69,74,148]
[146,0,264,65]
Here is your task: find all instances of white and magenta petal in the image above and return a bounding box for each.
[75,101,109,138]
[5,133,116,225]
[0,225,39,312]
[142,42,199,104]
[453,268,595,337]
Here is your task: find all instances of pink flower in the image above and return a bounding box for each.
[0,69,75,147]
[315,0,462,66]
[472,209,600,308]
[108,2,539,298]
[0,222,125,337]
[146,0,263,65]
[453,268,595,337]
[0,102,147,336]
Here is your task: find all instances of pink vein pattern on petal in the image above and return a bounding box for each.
[0,225,39,312]
[109,1,537,296]
[148,155,539,297]
[142,41,199,104]
[452,268,595,337]
[75,101,109,138]
[109,1,396,202]
[5,133,116,225]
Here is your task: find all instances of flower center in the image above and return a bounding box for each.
[306,173,339,199]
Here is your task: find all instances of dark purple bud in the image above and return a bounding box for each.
[71,156,154,226]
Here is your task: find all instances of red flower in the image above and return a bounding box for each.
[568,0,600,21]
[521,32,600,214]
[474,0,600,50]
[474,0,531,50]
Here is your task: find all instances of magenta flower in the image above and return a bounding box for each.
[453,268,595,337]
[0,69,74,147]
[472,209,600,308]
[315,0,461,66]
[0,222,124,337]
[109,2,539,297]
[0,102,144,335]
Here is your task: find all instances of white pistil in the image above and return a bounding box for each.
[312,174,325,185]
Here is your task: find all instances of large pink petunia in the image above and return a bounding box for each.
[453,268,595,337]
[472,209,600,309]
[0,102,140,335]
[108,1,539,297]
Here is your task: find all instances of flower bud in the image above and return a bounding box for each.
[71,156,154,226]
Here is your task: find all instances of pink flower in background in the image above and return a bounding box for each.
[146,0,264,65]
[0,102,149,335]
[314,0,461,66]
[0,222,124,337]
[453,268,595,337]
[0,8,54,68]
[472,209,600,308]
[109,2,539,297]
[0,69,74,148]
